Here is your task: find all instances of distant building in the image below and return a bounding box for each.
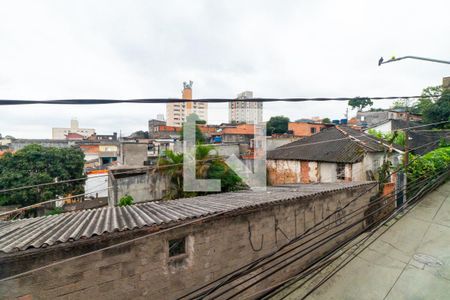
[166,81,208,126]
[212,124,255,144]
[52,119,95,140]
[156,114,165,121]
[288,121,334,137]
[148,119,181,139]
[87,132,118,141]
[229,91,263,124]
[365,119,420,134]
[443,76,450,90]
[356,109,422,127]
[10,139,75,151]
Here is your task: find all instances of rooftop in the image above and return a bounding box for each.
[368,118,421,131]
[270,181,450,299]
[0,182,374,254]
[267,126,393,163]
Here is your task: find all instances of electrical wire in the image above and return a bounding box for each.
[266,170,448,300]
[297,171,448,300]
[230,170,448,299]
[2,120,447,196]
[0,95,439,106]
[180,150,446,299]
[188,172,438,299]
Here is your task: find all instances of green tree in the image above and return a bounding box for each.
[422,90,450,127]
[348,97,373,111]
[157,145,243,199]
[0,145,85,207]
[412,85,443,115]
[322,118,331,124]
[391,99,408,109]
[266,116,290,136]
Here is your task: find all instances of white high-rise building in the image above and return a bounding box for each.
[229,91,262,124]
[166,81,208,126]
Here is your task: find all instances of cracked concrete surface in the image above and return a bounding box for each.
[270,181,450,300]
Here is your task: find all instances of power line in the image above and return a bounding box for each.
[2,119,447,196]
[297,171,448,300]
[232,171,448,299]
[0,155,445,288]
[0,95,439,106]
[186,171,439,299]
[180,151,446,299]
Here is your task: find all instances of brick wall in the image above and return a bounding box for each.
[288,122,326,137]
[0,184,377,300]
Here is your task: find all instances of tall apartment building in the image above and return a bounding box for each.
[166,81,208,126]
[229,91,263,124]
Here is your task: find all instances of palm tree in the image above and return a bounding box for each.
[157,144,243,200]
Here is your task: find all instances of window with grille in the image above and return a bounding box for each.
[337,163,346,180]
[169,237,186,257]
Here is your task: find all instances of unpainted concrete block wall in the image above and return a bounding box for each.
[0,184,376,300]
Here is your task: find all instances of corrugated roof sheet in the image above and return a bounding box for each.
[0,182,373,254]
[267,126,388,163]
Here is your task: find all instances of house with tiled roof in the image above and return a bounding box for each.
[267,126,402,185]
[212,123,255,144]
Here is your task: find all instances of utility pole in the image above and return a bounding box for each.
[402,104,409,206]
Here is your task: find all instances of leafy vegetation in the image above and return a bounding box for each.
[322,117,331,124]
[119,195,134,206]
[266,116,290,135]
[46,207,64,216]
[0,145,85,207]
[407,147,450,182]
[367,129,406,146]
[348,97,373,111]
[157,144,244,199]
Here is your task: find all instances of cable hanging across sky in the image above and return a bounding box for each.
[0,94,441,105]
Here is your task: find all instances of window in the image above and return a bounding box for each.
[169,237,186,257]
[310,127,316,134]
[337,163,346,180]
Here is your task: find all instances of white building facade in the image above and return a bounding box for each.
[52,119,95,140]
[229,91,263,124]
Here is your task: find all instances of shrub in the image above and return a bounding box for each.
[407,147,450,181]
[46,207,64,216]
[119,195,134,206]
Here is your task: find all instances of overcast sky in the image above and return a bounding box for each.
[0,0,449,138]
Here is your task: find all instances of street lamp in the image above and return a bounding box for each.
[378,56,450,66]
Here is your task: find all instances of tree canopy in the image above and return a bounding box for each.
[0,145,86,207]
[322,118,331,124]
[348,97,373,111]
[409,85,449,127]
[422,90,450,127]
[266,116,290,136]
